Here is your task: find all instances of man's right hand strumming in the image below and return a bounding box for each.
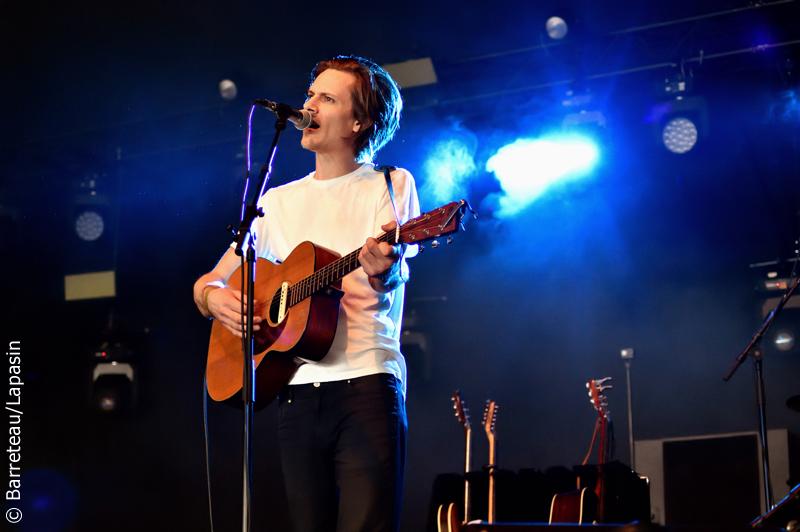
[193,249,262,338]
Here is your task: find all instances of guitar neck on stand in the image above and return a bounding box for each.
[483,400,498,524]
[587,378,612,522]
[453,391,473,524]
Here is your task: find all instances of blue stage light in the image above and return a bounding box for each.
[485,136,598,217]
[662,116,697,153]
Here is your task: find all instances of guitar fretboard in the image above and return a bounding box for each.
[286,231,398,307]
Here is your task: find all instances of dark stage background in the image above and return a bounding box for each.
[2,1,800,531]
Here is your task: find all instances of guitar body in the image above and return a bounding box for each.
[437,502,461,532]
[206,242,343,407]
[549,487,598,524]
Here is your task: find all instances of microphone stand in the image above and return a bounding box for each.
[723,275,800,513]
[233,106,290,532]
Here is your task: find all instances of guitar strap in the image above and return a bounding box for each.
[375,165,402,244]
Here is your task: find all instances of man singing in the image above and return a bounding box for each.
[193,55,419,532]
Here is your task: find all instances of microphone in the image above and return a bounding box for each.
[255,99,317,130]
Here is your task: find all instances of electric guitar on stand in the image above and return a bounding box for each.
[483,400,498,524]
[437,390,472,532]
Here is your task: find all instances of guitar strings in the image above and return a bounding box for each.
[257,206,457,336]
[290,205,453,304]
[286,232,394,305]
[263,230,400,321]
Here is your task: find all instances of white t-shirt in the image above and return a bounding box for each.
[246,163,420,393]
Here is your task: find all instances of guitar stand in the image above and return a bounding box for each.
[232,107,291,532]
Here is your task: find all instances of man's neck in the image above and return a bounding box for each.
[313,152,362,181]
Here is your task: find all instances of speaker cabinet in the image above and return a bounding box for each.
[635,429,796,526]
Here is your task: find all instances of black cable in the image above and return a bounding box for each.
[204,373,215,532]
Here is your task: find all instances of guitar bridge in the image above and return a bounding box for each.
[277,282,289,324]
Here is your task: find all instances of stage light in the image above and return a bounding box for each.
[67,171,117,281]
[774,330,795,352]
[647,95,708,154]
[91,341,135,414]
[486,136,598,217]
[219,79,237,100]
[92,362,134,413]
[662,117,698,154]
[546,16,568,39]
[74,210,104,241]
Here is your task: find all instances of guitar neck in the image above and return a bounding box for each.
[597,417,605,466]
[595,416,608,522]
[288,232,397,306]
[483,400,498,525]
[487,434,496,524]
[464,427,472,524]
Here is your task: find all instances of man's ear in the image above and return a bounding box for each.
[353,119,373,134]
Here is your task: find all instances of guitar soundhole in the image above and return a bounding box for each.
[267,288,283,326]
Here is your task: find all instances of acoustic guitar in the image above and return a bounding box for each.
[588,377,612,521]
[549,377,611,524]
[438,390,472,532]
[206,200,471,408]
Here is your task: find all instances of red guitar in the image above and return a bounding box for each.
[206,200,472,407]
[587,377,612,521]
[549,377,611,524]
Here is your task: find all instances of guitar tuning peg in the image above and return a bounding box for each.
[418,243,425,253]
[447,236,453,244]
[431,240,439,248]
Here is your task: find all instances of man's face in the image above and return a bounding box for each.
[301,69,364,157]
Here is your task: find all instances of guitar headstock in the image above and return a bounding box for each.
[396,200,475,247]
[452,390,471,434]
[483,399,497,440]
[586,377,611,421]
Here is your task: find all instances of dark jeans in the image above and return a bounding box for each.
[278,373,407,532]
